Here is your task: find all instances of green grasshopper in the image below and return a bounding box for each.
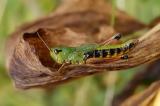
[37,31,138,72]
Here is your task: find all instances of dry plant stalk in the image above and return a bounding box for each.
[6,0,153,89]
[121,81,160,106]
[112,59,160,106]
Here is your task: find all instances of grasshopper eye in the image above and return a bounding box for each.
[54,49,62,54]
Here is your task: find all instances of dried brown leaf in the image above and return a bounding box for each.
[5,0,157,89]
[6,22,160,89]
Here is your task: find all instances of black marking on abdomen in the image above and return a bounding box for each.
[94,50,101,57]
[129,43,134,49]
[116,48,121,54]
[86,51,94,58]
[102,49,108,57]
[122,46,129,52]
[84,48,123,60]
[110,49,116,56]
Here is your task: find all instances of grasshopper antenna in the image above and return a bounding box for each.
[37,31,68,73]
[37,31,52,52]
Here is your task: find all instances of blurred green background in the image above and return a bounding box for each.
[0,0,160,106]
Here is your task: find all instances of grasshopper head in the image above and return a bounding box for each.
[50,47,75,64]
[50,47,64,64]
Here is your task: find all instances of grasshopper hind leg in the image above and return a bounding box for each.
[113,33,122,40]
[100,33,122,46]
